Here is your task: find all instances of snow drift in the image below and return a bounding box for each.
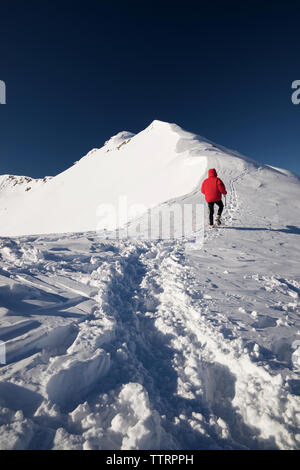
[0,121,300,450]
[0,121,208,236]
[1,120,299,238]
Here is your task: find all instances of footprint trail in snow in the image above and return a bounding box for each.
[0,225,299,449]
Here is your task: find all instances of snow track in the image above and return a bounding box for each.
[0,151,300,449]
[136,241,299,450]
[0,226,299,449]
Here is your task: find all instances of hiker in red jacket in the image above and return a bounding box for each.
[201,168,227,228]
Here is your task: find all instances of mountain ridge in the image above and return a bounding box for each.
[0,120,299,236]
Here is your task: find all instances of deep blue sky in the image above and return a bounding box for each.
[0,0,299,178]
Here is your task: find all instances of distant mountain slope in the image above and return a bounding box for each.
[0,122,300,450]
[0,174,52,194]
[0,120,299,236]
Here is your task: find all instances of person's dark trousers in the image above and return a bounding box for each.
[208,200,224,225]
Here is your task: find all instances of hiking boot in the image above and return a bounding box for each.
[209,225,215,229]
[216,215,221,225]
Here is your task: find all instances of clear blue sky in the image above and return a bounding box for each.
[0,0,299,178]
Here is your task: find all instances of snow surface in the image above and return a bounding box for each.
[0,120,209,236]
[0,120,299,450]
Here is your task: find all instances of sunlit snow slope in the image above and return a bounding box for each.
[0,121,209,236]
[0,121,299,450]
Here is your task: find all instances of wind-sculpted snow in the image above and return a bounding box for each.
[0,122,299,449]
[0,218,299,448]
[0,120,208,236]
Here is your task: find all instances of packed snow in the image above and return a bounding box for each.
[0,120,208,236]
[0,120,299,450]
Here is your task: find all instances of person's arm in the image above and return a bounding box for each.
[201,180,206,194]
[217,178,227,195]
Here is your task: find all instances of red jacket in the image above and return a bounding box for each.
[201,168,227,203]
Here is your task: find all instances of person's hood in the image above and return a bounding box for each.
[208,168,217,177]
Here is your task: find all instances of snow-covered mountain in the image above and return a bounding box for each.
[0,174,52,203]
[0,121,203,236]
[2,119,299,237]
[0,121,299,450]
